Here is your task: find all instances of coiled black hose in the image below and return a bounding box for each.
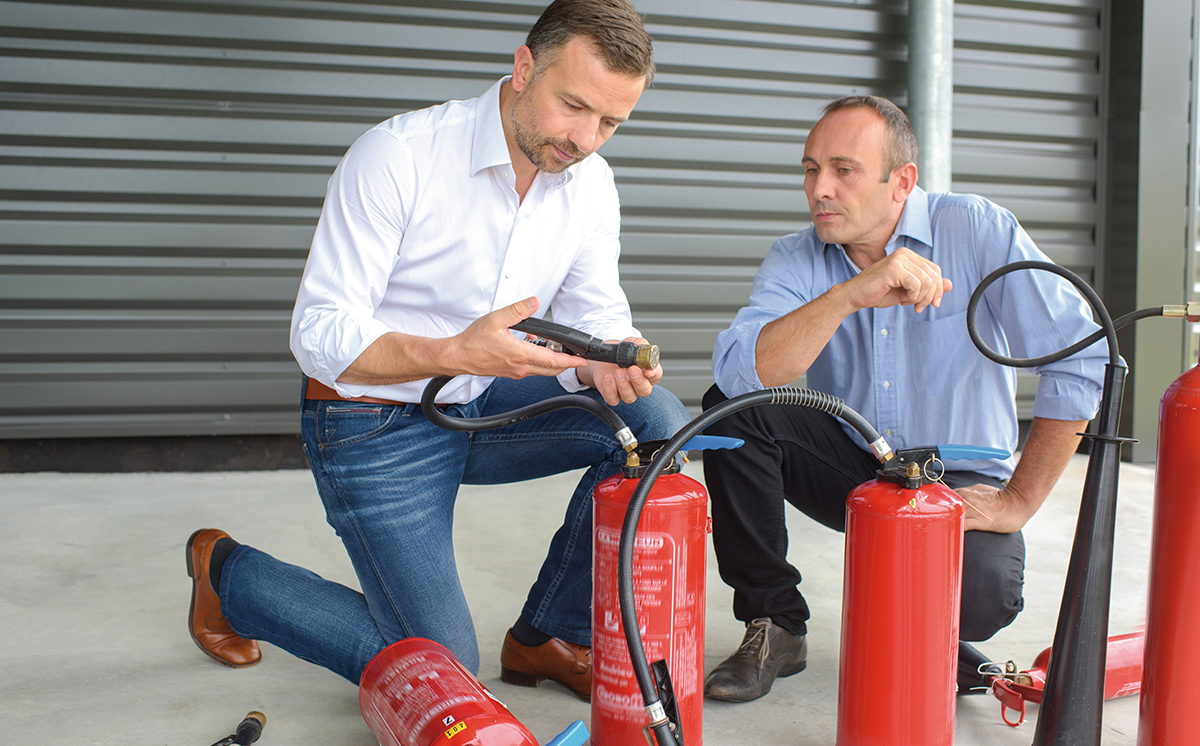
[619,387,889,746]
[966,260,1125,368]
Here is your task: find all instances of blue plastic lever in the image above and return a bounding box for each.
[682,435,744,451]
[544,720,589,746]
[935,444,1011,461]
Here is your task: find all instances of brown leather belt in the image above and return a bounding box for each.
[305,377,408,406]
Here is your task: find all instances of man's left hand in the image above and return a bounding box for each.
[956,483,1035,534]
[576,336,664,406]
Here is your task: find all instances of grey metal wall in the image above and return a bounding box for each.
[0,0,1102,438]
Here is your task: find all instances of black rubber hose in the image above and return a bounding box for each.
[618,387,884,746]
[966,260,1122,367]
[419,375,632,442]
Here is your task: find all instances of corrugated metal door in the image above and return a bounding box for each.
[0,0,1101,437]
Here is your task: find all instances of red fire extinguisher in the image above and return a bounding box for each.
[591,438,735,746]
[358,638,588,746]
[1139,361,1200,746]
[837,444,1006,746]
[988,630,1144,727]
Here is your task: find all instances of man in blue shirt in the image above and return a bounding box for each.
[702,95,1107,702]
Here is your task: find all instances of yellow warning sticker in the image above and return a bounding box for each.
[909,498,917,509]
[444,721,467,739]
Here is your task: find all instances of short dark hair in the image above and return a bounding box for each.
[821,95,919,181]
[525,0,655,87]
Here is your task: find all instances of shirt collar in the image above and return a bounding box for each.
[470,76,574,189]
[888,185,932,253]
[471,77,512,177]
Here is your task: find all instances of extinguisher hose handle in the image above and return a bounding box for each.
[510,317,659,370]
[617,387,884,746]
[419,375,637,452]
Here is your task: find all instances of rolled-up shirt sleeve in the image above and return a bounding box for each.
[971,204,1107,422]
[713,236,811,397]
[290,130,412,393]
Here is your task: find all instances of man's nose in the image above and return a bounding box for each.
[569,123,598,155]
[808,170,834,200]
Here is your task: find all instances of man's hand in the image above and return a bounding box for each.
[956,483,1035,533]
[576,336,664,406]
[447,297,587,379]
[755,248,953,387]
[842,247,952,313]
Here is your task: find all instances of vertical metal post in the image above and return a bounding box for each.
[908,0,954,192]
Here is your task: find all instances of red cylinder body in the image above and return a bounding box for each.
[591,470,708,746]
[1139,363,1200,745]
[836,478,964,746]
[359,638,538,746]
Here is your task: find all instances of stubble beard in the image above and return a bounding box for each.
[510,92,588,174]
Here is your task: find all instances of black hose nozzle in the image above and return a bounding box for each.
[511,317,659,370]
[210,711,266,746]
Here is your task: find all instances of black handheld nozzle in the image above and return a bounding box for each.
[511,317,659,370]
[210,711,266,746]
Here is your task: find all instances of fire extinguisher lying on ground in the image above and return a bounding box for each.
[955,632,1144,727]
[359,638,588,746]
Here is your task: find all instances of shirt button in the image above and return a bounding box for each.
[885,429,893,436]
[880,328,888,336]
[882,381,891,389]
[503,170,510,179]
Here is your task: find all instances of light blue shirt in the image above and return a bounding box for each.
[712,187,1108,480]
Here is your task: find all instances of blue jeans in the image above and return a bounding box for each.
[220,375,689,684]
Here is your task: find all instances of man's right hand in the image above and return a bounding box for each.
[840,247,952,314]
[336,297,585,386]
[447,297,587,379]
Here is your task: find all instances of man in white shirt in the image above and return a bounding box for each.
[183,0,688,701]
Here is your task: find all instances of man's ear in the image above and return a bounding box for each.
[511,45,535,93]
[892,162,918,202]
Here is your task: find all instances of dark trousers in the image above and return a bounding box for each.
[701,384,1025,641]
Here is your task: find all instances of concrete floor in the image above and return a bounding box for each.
[1,453,1156,745]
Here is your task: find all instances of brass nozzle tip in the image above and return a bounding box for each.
[246,711,267,726]
[626,451,641,468]
[636,344,660,370]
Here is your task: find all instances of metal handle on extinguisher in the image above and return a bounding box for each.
[935,444,1010,461]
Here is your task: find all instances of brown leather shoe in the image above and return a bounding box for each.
[499,629,591,701]
[186,529,260,668]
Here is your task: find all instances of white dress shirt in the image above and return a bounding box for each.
[291,77,639,404]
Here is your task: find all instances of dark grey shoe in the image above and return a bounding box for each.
[704,618,807,702]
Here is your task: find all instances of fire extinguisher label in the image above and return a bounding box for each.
[444,721,467,739]
[593,525,688,723]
